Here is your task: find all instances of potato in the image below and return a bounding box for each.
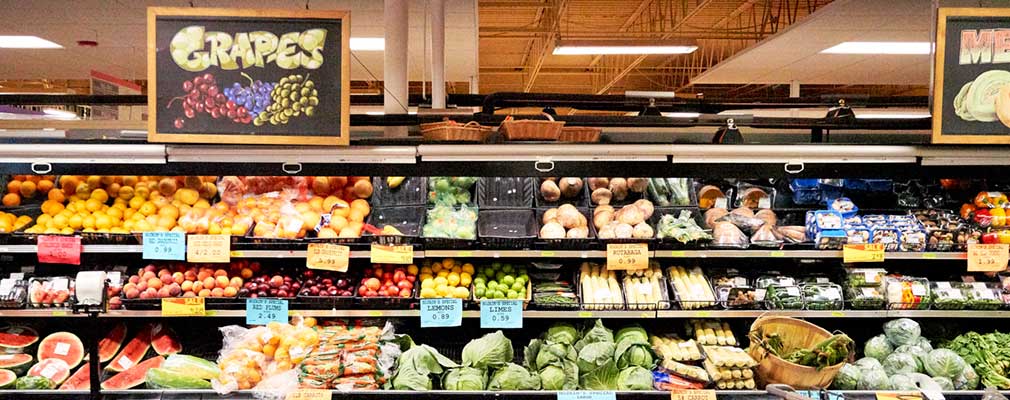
[542,208,559,225]
[540,221,566,239]
[559,177,584,198]
[591,188,612,205]
[541,179,561,202]
[628,178,649,193]
[633,199,654,220]
[609,178,628,201]
[588,177,610,191]
[598,223,616,239]
[594,205,614,216]
[576,212,588,228]
[593,210,613,230]
[614,223,634,238]
[567,226,589,239]
[633,222,654,239]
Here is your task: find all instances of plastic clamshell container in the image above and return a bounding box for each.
[371,177,428,207]
[666,266,718,310]
[789,178,822,206]
[801,283,843,310]
[717,285,760,309]
[885,276,930,310]
[899,228,927,252]
[363,206,424,245]
[871,227,901,251]
[755,275,795,289]
[814,210,844,230]
[477,177,535,209]
[846,286,886,310]
[966,281,1003,310]
[28,277,75,309]
[930,281,968,310]
[477,209,537,249]
[764,284,804,310]
[815,229,847,250]
[844,226,872,244]
[845,268,887,287]
[650,207,711,250]
[621,274,671,310]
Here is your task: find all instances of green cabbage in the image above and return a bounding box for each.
[864,334,893,361]
[923,349,966,379]
[617,366,654,390]
[883,352,920,375]
[487,363,541,390]
[855,357,884,372]
[832,364,861,390]
[615,326,649,344]
[894,344,927,372]
[442,367,487,390]
[539,365,567,390]
[890,373,919,390]
[575,319,614,352]
[954,364,979,390]
[535,342,570,370]
[577,341,616,374]
[392,344,460,391]
[933,376,954,390]
[884,318,921,346]
[547,323,579,346]
[462,331,514,369]
[858,368,892,390]
[579,360,619,390]
[916,337,933,352]
[615,334,654,369]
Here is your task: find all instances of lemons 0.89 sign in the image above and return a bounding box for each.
[148,7,350,145]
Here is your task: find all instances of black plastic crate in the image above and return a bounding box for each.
[371,177,428,207]
[534,207,597,250]
[477,209,537,249]
[535,178,590,208]
[363,206,424,245]
[649,207,711,250]
[477,177,535,209]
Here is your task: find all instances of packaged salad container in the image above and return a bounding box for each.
[846,268,887,287]
[930,281,968,310]
[846,286,886,309]
[966,281,1003,310]
[802,283,843,310]
[885,276,930,310]
[764,284,803,310]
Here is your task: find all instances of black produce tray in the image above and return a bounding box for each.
[356,281,419,309]
[363,206,424,245]
[477,209,537,250]
[371,177,428,207]
[534,207,597,250]
[535,178,590,208]
[80,232,139,245]
[588,178,645,207]
[649,207,711,250]
[477,177,535,209]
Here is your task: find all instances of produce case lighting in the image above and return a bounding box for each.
[0,35,62,49]
[661,112,701,118]
[855,112,931,119]
[553,40,697,55]
[820,42,930,55]
[350,37,384,51]
[42,109,78,119]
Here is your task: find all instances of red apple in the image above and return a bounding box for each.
[365,278,381,291]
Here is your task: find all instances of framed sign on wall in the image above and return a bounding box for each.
[147,7,349,145]
[934,7,1010,144]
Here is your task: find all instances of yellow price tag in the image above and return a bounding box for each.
[186,235,230,263]
[368,310,383,317]
[968,243,1010,272]
[843,243,885,263]
[161,297,206,316]
[922,253,937,259]
[286,389,332,400]
[230,251,245,257]
[831,311,845,317]
[670,389,717,400]
[306,243,350,272]
[606,243,648,270]
[457,251,474,257]
[695,311,711,317]
[370,244,414,264]
[51,311,67,316]
[769,251,786,257]
[578,311,593,318]
[876,391,923,400]
[668,251,686,257]
[540,251,556,257]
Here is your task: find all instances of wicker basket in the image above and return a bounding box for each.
[499,113,565,141]
[747,316,845,389]
[421,119,491,142]
[559,127,601,143]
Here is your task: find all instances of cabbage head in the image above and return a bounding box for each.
[577,341,616,374]
[923,349,966,379]
[536,342,570,370]
[575,319,614,352]
[884,318,921,346]
[392,344,460,391]
[883,352,920,375]
[832,364,861,390]
[865,334,894,361]
[954,364,979,390]
[487,363,541,390]
[615,326,649,344]
[615,335,654,369]
[547,323,579,346]
[539,360,578,391]
[932,376,954,390]
[442,367,487,390]
[890,373,919,390]
[893,344,928,371]
[579,360,619,390]
[616,366,654,390]
[855,357,884,372]
[462,331,514,369]
[916,337,933,352]
[858,368,892,390]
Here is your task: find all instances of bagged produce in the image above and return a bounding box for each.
[832,363,861,389]
[858,368,891,390]
[944,331,1010,389]
[883,352,920,375]
[884,318,921,346]
[213,318,320,394]
[890,373,919,390]
[298,321,400,391]
[923,349,967,380]
[855,357,884,372]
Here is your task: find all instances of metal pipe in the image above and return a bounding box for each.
[430,0,446,109]
[384,0,409,137]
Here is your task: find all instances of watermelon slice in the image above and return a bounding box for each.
[0,369,14,389]
[0,353,33,375]
[37,332,84,368]
[96,323,127,363]
[27,358,71,385]
[0,325,39,351]
[151,324,181,356]
[107,324,154,373]
[58,364,90,390]
[101,356,164,390]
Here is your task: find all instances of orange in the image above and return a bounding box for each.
[68,214,84,230]
[330,199,351,218]
[6,180,20,195]
[308,196,324,212]
[85,198,102,213]
[348,208,367,223]
[350,198,369,211]
[86,175,101,189]
[158,205,180,220]
[2,193,19,207]
[74,182,90,200]
[327,215,348,231]
[36,179,53,193]
[18,181,36,199]
[47,189,65,203]
[139,201,157,217]
[91,188,109,203]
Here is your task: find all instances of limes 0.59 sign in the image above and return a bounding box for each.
[148,7,349,145]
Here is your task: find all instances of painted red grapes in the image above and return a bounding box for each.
[167,73,254,126]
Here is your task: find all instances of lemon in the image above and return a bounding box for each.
[453,287,470,299]
[85,198,102,213]
[421,278,435,289]
[460,273,472,287]
[435,284,450,297]
[419,274,433,282]
[447,273,460,287]
[437,270,449,278]
[434,276,448,287]
[52,214,68,230]
[68,214,83,230]
[420,287,436,298]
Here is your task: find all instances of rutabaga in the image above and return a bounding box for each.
[579,262,624,310]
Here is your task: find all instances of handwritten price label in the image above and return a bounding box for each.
[606,243,648,270]
[186,234,230,263]
[161,297,205,316]
[306,243,349,272]
[246,298,288,325]
[370,244,413,264]
[480,299,522,329]
[37,235,81,265]
[670,390,717,400]
[286,389,332,400]
[558,391,616,400]
[142,232,185,260]
[968,243,1010,272]
[420,298,462,327]
[843,243,885,263]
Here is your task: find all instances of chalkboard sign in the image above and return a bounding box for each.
[147,7,349,145]
[934,8,1010,144]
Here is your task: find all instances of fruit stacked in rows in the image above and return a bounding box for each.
[239,268,301,298]
[0,210,32,233]
[254,74,319,126]
[3,175,55,207]
[317,198,372,238]
[217,318,320,389]
[118,261,253,302]
[298,269,355,297]
[358,264,416,298]
[172,73,253,128]
[473,262,530,301]
[418,258,472,299]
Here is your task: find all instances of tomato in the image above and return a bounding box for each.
[400,288,412,297]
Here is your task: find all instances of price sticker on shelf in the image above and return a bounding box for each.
[606,243,648,270]
[558,391,616,400]
[875,392,923,400]
[480,299,523,329]
[968,243,1009,272]
[843,243,885,263]
[370,244,413,264]
[246,298,288,325]
[670,389,717,400]
[186,234,230,263]
[286,389,332,400]
[420,298,462,328]
[37,235,81,265]
[161,297,205,316]
[306,243,349,272]
[142,232,185,261]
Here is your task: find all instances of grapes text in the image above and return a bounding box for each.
[170,26,327,71]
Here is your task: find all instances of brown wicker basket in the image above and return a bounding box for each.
[559,127,601,143]
[499,113,565,141]
[421,119,491,142]
[747,316,846,389]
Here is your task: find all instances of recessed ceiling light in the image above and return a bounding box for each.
[42,109,77,119]
[553,40,697,55]
[350,38,384,51]
[820,42,930,55]
[0,36,62,49]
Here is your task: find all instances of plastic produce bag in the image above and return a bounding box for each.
[711,222,748,248]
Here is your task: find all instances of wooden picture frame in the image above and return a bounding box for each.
[933,7,1010,144]
[147,7,350,145]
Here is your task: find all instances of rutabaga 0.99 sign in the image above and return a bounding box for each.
[147,7,349,145]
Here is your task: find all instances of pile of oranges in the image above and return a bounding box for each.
[0,210,33,233]
[217,317,320,390]
[3,175,56,207]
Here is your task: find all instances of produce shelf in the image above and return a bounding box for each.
[96,390,1010,400]
[424,250,607,258]
[652,250,967,259]
[227,249,425,259]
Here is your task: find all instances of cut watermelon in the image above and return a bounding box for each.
[37,332,84,368]
[96,323,127,363]
[107,324,153,373]
[0,325,39,351]
[101,356,164,390]
[0,369,14,389]
[58,364,90,390]
[27,358,71,385]
[151,324,181,356]
[0,353,33,375]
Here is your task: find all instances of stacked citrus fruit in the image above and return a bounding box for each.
[0,210,32,233]
[418,258,473,299]
[217,318,320,389]
[3,175,56,207]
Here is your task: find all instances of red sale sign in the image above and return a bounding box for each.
[37,235,81,265]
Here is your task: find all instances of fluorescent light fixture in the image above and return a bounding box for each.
[365,111,385,115]
[350,37,384,51]
[42,109,77,119]
[821,42,929,55]
[0,36,61,49]
[553,40,696,55]
[855,111,931,119]
[662,112,701,118]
